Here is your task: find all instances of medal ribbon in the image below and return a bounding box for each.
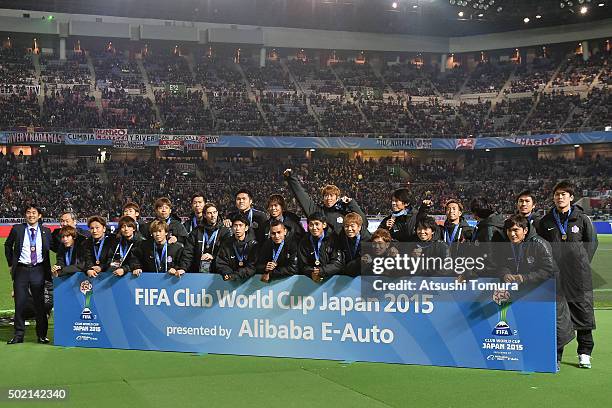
[233,241,248,264]
[553,207,572,239]
[154,242,168,273]
[310,232,325,264]
[272,241,285,263]
[94,236,106,265]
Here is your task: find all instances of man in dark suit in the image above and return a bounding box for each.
[4,205,52,344]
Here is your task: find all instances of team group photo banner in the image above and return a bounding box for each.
[53,274,557,373]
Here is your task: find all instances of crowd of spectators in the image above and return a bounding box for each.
[382,63,436,96]
[102,88,158,130]
[0,48,36,85]
[243,60,293,92]
[463,61,514,94]
[39,53,90,86]
[92,50,145,92]
[522,91,581,134]
[154,89,213,133]
[0,153,110,218]
[1,45,611,137]
[143,53,194,87]
[41,87,100,130]
[1,152,610,220]
[259,91,317,133]
[508,56,559,94]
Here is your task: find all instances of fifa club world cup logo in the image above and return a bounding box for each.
[492,290,513,337]
[80,280,94,320]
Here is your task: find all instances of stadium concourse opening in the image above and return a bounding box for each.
[0,0,611,407]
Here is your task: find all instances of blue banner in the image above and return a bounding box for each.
[54,274,557,373]
[594,221,612,234]
[3,130,612,150]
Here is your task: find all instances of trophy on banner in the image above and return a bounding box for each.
[80,280,94,320]
[492,290,513,336]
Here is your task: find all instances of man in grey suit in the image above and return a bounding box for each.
[4,205,52,344]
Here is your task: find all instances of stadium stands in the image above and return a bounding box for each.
[0,42,610,136]
[0,152,609,220]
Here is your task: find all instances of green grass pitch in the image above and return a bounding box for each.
[0,236,611,407]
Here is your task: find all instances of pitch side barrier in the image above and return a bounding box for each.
[54,242,560,373]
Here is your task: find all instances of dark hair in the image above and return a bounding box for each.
[59,225,78,239]
[470,197,494,219]
[154,197,172,210]
[191,192,206,202]
[392,188,411,204]
[266,194,286,210]
[516,190,536,203]
[204,202,218,212]
[504,214,529,231]
[307,212,327,224]
[117,216,137,231]
[24,204,43,217]
[416,216,438,232]
[269,219,286,229]
[235,189,253,199]
[553,180,575,197]
[231,213,250,226]
[87,215,107,227]
[123,202,140,213]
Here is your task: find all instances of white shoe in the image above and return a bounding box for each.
[578,354,592,369]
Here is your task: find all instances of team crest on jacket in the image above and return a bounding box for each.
[252,222,259,229]
[571,225,579,233]
[167,256,173,263]
[336,216,343,224]
[527,256,534,264]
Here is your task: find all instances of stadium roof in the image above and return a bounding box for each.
[1,0,611,37]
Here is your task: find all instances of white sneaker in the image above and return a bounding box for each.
[578,354,592,369]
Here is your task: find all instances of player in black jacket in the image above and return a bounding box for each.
[298,212,344,283]
[147,197,188,245]
[83,216,117,278]
[107,216,143,277]
[52,225,86,276]
[181,202,232,273]
[130,220,184,277]
[338,212,372,277]
[216,214,258,281]
[263,194,305,242]
[256,220,298,282]
[409,217,449,277]
[516,190,541,232]
[122,202,149,241]
[536,181,598,369]
[379,188,415,242]
[183,192,206,234]
[223,189,268,244]
[501,214,574,369]
[284,168,368,236]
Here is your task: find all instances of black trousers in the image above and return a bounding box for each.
[576,330,594,355]
[13,265,48,339]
